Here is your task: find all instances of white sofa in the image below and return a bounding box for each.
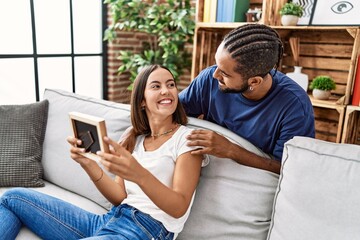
[1,88,360,240]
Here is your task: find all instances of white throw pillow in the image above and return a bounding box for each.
[267,136,360,240]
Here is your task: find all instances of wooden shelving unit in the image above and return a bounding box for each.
[342,105,360,144]
[191,0,360,144]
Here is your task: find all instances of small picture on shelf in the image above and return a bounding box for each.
[292,0,315,25]
[246,8,262,23]
[311,0,360,25]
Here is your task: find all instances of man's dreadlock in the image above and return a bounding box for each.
[223,24,284,80]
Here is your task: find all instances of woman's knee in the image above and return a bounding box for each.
[1,188,32,205]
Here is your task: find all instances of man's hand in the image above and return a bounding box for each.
[186,129,281,174]
[186,129,232,158]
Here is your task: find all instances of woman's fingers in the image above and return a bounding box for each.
[67,136,82,146]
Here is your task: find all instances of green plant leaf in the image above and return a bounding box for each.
[104,0,195,89]
[309,76,336,90]
[279,2,304,17]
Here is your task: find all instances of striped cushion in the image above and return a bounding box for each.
[0,100,49,187]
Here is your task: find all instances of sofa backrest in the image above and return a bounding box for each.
[178,118,279,240]
[267,136,360,240]
[42,89,279,239]
[43,89,131,209]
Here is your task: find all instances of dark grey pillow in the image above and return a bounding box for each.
[0,100,49,187]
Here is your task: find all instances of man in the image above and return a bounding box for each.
[179,24,315,174]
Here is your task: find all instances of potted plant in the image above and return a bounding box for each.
[309,76,336,100]
[104,0,195,90]
[279,2,304,26]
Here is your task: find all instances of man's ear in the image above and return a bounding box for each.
[248,76,263,88]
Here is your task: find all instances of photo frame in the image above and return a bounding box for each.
[293,0,315,25]
[69,112,109,162]
[310,0,360,25]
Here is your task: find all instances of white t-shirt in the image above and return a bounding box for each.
[122,125,209,234]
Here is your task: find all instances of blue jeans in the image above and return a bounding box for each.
[0,188,174,240]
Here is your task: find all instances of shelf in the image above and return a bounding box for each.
[192,26,360,105]
[342,105,360,144]
[309,95,345,109]
[196,22,360,32]
[192,0,360,144]
[308,95,346,143]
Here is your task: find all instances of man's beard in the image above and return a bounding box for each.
[219,81,249,94]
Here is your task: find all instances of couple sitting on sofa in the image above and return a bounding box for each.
[0,24,314,239]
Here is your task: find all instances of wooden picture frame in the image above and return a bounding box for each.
[293,0,315,25]
[69,112,109,162]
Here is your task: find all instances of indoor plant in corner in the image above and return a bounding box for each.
[309,76,336,100]
[104,0,195,90]
[279,1,304,26]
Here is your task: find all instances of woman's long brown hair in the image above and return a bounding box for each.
[121,64,188,152]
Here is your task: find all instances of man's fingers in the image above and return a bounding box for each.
[187,139,202,147]
[187,129,208,140]
[191,148,208,155]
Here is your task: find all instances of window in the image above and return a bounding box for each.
[0,0,107,104]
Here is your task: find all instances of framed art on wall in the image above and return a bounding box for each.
[293,0,315,25]
[310,0,359,25]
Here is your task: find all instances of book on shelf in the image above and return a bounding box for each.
[203,0,217,22]
[216,0,249,22]
[352,56,360,106]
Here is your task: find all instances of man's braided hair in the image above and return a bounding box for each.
[223,24,284,80]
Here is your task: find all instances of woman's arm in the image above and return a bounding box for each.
[67,136,127,205]
[139,151,203,218]
[98,137,204,218]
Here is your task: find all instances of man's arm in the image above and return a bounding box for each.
[186,129,281,174]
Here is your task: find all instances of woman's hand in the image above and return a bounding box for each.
[97,137,147,184]
[66,136,94,166]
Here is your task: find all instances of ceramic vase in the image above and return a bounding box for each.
[281,15,299,26]
[286,66,309,92]
[312,89,331,100]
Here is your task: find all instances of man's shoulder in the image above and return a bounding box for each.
[273,71,310,98]
[197,65,217,79]
[185,65,218,91]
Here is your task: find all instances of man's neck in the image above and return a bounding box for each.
[243,74,273,101]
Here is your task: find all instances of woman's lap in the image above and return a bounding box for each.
[0,188,174,240]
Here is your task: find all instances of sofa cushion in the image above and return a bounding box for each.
[42,89,131,209]
[177,118,280,240]
[0,100,49,187]
[0,180,107,240]
[267,136,360,240]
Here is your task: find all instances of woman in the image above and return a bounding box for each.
[0,65,208,239]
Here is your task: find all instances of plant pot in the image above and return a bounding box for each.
[281,15,299,26]
[312,89,331,100]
